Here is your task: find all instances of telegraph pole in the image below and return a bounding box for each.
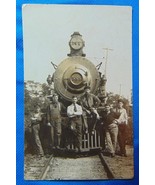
[99,48,113,104]
[103,48,113,76]
[119,84,122,97]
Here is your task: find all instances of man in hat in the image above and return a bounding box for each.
[80,85,101,134]
[115,99,128,157]
[46,74,53,86]
[102,104,118,157]
[67,96,83,152]
[46,93,66,149]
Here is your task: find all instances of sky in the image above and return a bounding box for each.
[22,4,132,98]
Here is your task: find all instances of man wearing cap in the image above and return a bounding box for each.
[67,96,83,152]
[102,104,118,157]
[46,93,66,149]
[80,85,101,134]
[115,100,128,157]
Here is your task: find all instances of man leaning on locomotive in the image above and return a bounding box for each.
[80,85,101,135]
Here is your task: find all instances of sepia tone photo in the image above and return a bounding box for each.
[23,4,133,180]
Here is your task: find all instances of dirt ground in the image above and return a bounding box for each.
[103,145,134,179]
[24,145,134,180]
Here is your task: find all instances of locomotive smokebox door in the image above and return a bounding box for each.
[54,57,100,102]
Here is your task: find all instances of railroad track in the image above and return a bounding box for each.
[24,151,115,180]
[38,155,54,180]
[99,152,115,179]
[24,154,53,180]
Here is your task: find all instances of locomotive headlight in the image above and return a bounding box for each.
[69,37,84,50]
[70,72,83,86]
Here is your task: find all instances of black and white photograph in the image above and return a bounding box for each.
[22,4,134,180]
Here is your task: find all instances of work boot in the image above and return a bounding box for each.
[121,153,127,157]
[85,129,88,134]
[37,154,44,158]
[56,146,60,149]
[57,135,61,147]
[91,130,95,135]
[110,153,115,158]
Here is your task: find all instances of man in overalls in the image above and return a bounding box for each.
[47,93,65,149]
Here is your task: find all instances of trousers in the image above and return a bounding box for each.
[105,123,118,154]
[32,124,44,156]
[50,118,62,147]
[118,123,127,154]
[70,117,82,149]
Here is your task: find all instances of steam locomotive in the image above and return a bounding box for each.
[48,32,107,152]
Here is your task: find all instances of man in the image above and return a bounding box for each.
[115,99,128,157]
[102,104,118,157]
[80,85,101,134]
[46,74,53,86]
[31,106,44,157]
[46,93,65,149]
[67,96,83,152]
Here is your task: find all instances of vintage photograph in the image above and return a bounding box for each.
[22,4,133,180]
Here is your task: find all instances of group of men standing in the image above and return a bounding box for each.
[29,86,128,158]
[102,100,128,157]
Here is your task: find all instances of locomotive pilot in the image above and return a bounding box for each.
[67,96,83,153]
[46,93,66,149]
[80,85,101,134]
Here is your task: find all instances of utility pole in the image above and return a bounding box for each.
[99,48,113,104]
[119,84,122,97]
[103,48,113,76]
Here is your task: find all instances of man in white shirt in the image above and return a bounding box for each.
[67,96,83,152]
[116,99,128,157]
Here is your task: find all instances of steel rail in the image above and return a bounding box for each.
[99,152,115,179]
[38,154,54,180]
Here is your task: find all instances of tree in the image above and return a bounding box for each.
[42,83,51,96]
[24,88,41,127]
